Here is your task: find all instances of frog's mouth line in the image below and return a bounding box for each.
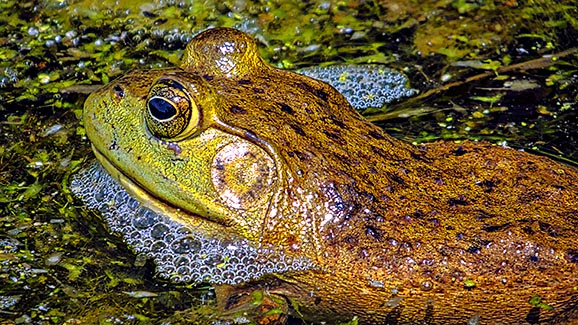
[90,144,212,228]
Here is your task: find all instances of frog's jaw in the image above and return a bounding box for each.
[71,160,316,285]
[88,122,278,242]
[91,144,200,226]
[83,73,278,242]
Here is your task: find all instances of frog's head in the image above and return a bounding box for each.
[84,28,282,241]
[85,27,383,249]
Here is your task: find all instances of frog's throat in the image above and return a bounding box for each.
[91,144,208,228]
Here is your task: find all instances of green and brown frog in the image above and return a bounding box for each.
[72,27,578,324]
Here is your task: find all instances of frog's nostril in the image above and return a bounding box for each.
[113,85,125,99]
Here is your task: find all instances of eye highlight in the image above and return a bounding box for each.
[145,78,200,140]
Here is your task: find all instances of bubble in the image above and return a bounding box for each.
[297,65,415,110]
[71,161,315,285]
[132,208,155,229]
[151,223,170,239]
[175,256,189,267]
[203,253,225,267]
[151,241,167,253]
[170,236,202,254]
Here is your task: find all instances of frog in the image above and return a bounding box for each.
[72,27,578,324]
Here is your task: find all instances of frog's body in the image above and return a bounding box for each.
[78,28,578,324]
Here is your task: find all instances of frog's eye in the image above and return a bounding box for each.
[145,78,200,141]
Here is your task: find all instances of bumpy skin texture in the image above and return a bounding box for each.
[83,27,578,324]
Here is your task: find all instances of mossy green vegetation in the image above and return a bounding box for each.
[0,0,577,324]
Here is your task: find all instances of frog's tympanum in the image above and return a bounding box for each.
[72,27,578,324]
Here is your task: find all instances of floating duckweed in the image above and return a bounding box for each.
[529,295,555,311]
[71,161,314,285]
[463,279,476,289]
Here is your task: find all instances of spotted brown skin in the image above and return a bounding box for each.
[84,27,578,324]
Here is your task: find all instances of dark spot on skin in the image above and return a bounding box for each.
[142,10,157,18]
[522,226,535,235]
[538,221,560,237]
[304,107,313,114]
[280,103,294,114]
[434,177,443,185]
[383,305,402,325]
[113,85,124,98]
[357,151,371,161]
[452,146,467,156]
[429,218,440,227]
[230,105,247,114]
[526,307,541,324]
[476,179,498,193]
[315,88,328,101]
[298,81,328,101]
[466,246,481,254]
[446,226,455,231]
[456,233,465,240]
[288,150,308,162]
[203,74,214,81]
[323,130,346,145]
[529,255,539,262]
[370,145,388,158]
[365,226,381,240]
[475,212,497,220]
[331,117,346,129]
[410,151,431,162]
[343,235,358,246]
[482,223,511,232]
[389,173,406,185]
[566,250,578,263]
[368,130,385,140]
[137,156,142,160]
[252,87,264,94]
[214,159,225,170]
[413,210,424,218]
[448,196,468,207]
[424,301,435,324]
[314,297,321,305]
[238,79,251,85]
[290,124,306,136]
[109,140,119,151]
[335,153,355,166]
[369,167,377,174]
[361,192,376,203]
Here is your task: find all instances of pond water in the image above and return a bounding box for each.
[0,0,577,324]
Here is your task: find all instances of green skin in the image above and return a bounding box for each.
[84,27,578,324]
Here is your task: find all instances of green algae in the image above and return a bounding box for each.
[0,0,577,324]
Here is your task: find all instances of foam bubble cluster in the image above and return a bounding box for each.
[298,65,415,110]
[71,161,314,285]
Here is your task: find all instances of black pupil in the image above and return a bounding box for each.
[148,98,177,120]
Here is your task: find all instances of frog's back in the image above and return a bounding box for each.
[280,135,578,324]
[184,28,578,324]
